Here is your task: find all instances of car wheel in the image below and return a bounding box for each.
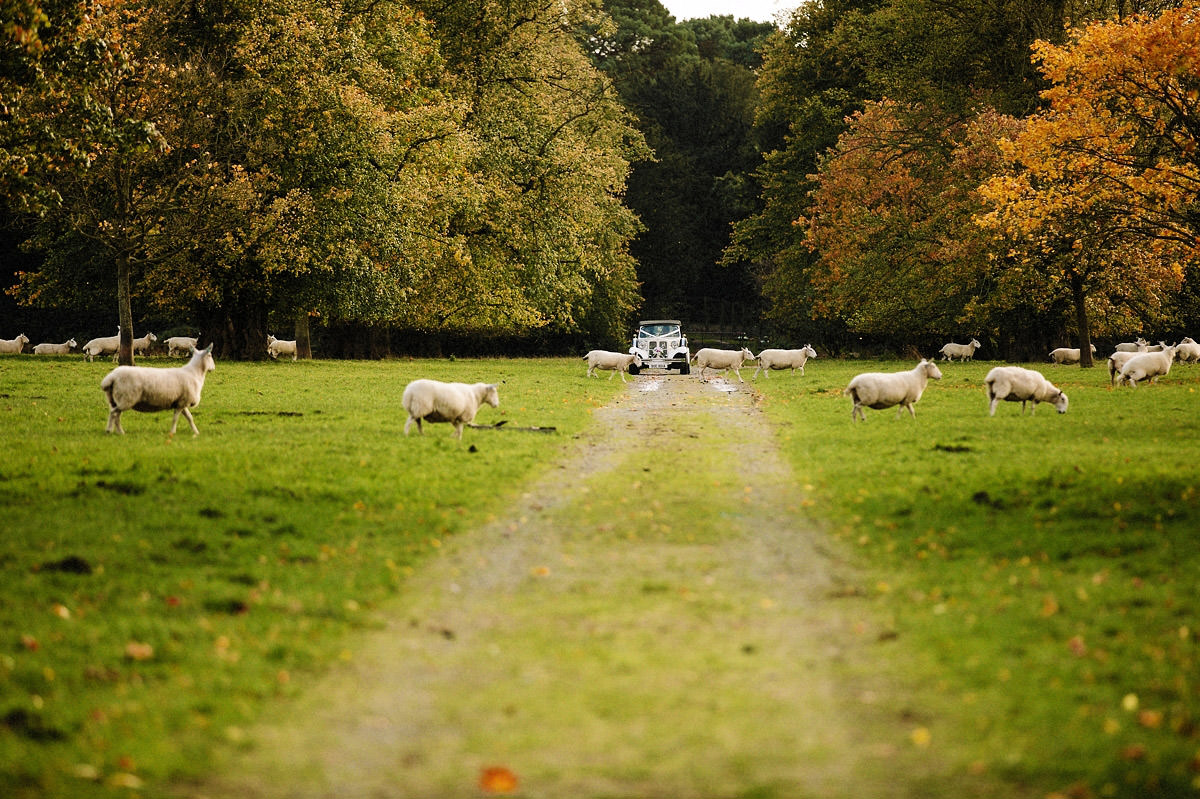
[628,364,641,375]
[679,363,690,375]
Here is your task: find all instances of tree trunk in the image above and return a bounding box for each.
[295,312,312,360]
[1071,271,1094,368]
[116,254,135,365]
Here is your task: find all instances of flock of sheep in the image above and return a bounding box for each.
[586,335,1200,423]
[0,329,298,361]
[3,330,1197,435]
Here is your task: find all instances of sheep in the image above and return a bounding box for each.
[0,334,30,354]
[984,366,1068,416]
[402,379,499,439]
[938,338,982,362]
[690,347,756,382]
[1048,344,1097,365]
[753,345,817,379]
[583,350,643,382]
[1107,351,1141,385]
[82,329,121,362]
[267,334,298,361]
[132,332,157,355]
[165,336,199,357]
[1116,345,1177,388]
[1176,336,1200,364]
[1113,338,1149,353]
[32,338,77,356]
[845,359,943,422]
[100,345,216,435]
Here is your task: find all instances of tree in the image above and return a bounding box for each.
[976,4,1200,363]
[801,102,1029,341]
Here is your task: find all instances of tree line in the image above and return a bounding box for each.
[730,0,1200,363]
[5,0,1200,363]
[2,0,647,360]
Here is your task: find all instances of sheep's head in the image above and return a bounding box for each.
[1053,391,1069,414]
[920,360,944,380]
[632,353,643,367]
[484,384,500,408]
[741,348,755,359]
[970,338,981,348]
[67,338,77,348]
[804,345,817,358]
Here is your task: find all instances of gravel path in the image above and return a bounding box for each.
[188,374,985,799]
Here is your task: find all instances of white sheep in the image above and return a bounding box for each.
[845,359,943,422]
[753,345,817,379]
[0,334,31,354]
[100,345,216,435]
[32,338,77,356]
[1116,345,1177,388]
[82,329,121,361]
[132,332,157,355]
[690,347,756,382]
[583,350,643,382]
[984,366,1068,416]
[938,338,982,361]
[1176,336,1200,364]
[1113,338,1149,353]
[402,379,500,439]
[166,336,199,357]
[1048,344,1097,365]
[267,334,298,361]
[1107,351,1141,385]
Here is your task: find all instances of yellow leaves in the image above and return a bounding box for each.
[910,726,932,748]
[123,641,154,661]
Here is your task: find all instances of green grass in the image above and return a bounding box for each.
[0,356,624,798]
[754,358,1200,799]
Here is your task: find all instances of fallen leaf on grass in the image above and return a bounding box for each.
[106,772,144,789]
[124,642,154,661]
[1137,710,1163,729]
[910,727,931,748]
[1121,744,1148,761]
[480,765,519,793]
[1067,635,1087,657]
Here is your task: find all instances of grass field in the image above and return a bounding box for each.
[0,356,625,798]
[1,353,1199,798]
[753,358,1200,798]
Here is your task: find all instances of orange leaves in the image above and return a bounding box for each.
[479,765,519,793]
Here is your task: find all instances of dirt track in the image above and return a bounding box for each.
[188,373,1000,799]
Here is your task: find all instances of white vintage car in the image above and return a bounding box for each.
[628,319,690,374]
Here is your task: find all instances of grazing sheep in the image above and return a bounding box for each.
[1116,345,1177,388]
[845,359,943,422]
[100,345,216,435]
[984,366,1068,416]
[1176,336,1200,364]
[132,332,157,355]
[1048,344,1097,365]
[1107,351,1141,385]
[32,338,77,356]
[266,334,298,361]
[690,347,756,382]
[1114,338,1149,353]
[583,350,643,382]
[82,329,121,362]
[0,334,31,354]
[165,336,199,357]
[753,345,817,379]
[938,338,982,362]
[402,379,499,439]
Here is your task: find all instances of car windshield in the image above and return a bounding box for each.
[638,324,679,338]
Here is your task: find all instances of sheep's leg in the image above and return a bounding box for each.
[180,408,200,435]
[106,408,123,434]
[607,369,616,380]
[988,396,999,417]
[452,421,464,439]
[734,366,744,383]
[619,368,627,384]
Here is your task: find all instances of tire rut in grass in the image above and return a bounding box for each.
[190,375,980,799]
